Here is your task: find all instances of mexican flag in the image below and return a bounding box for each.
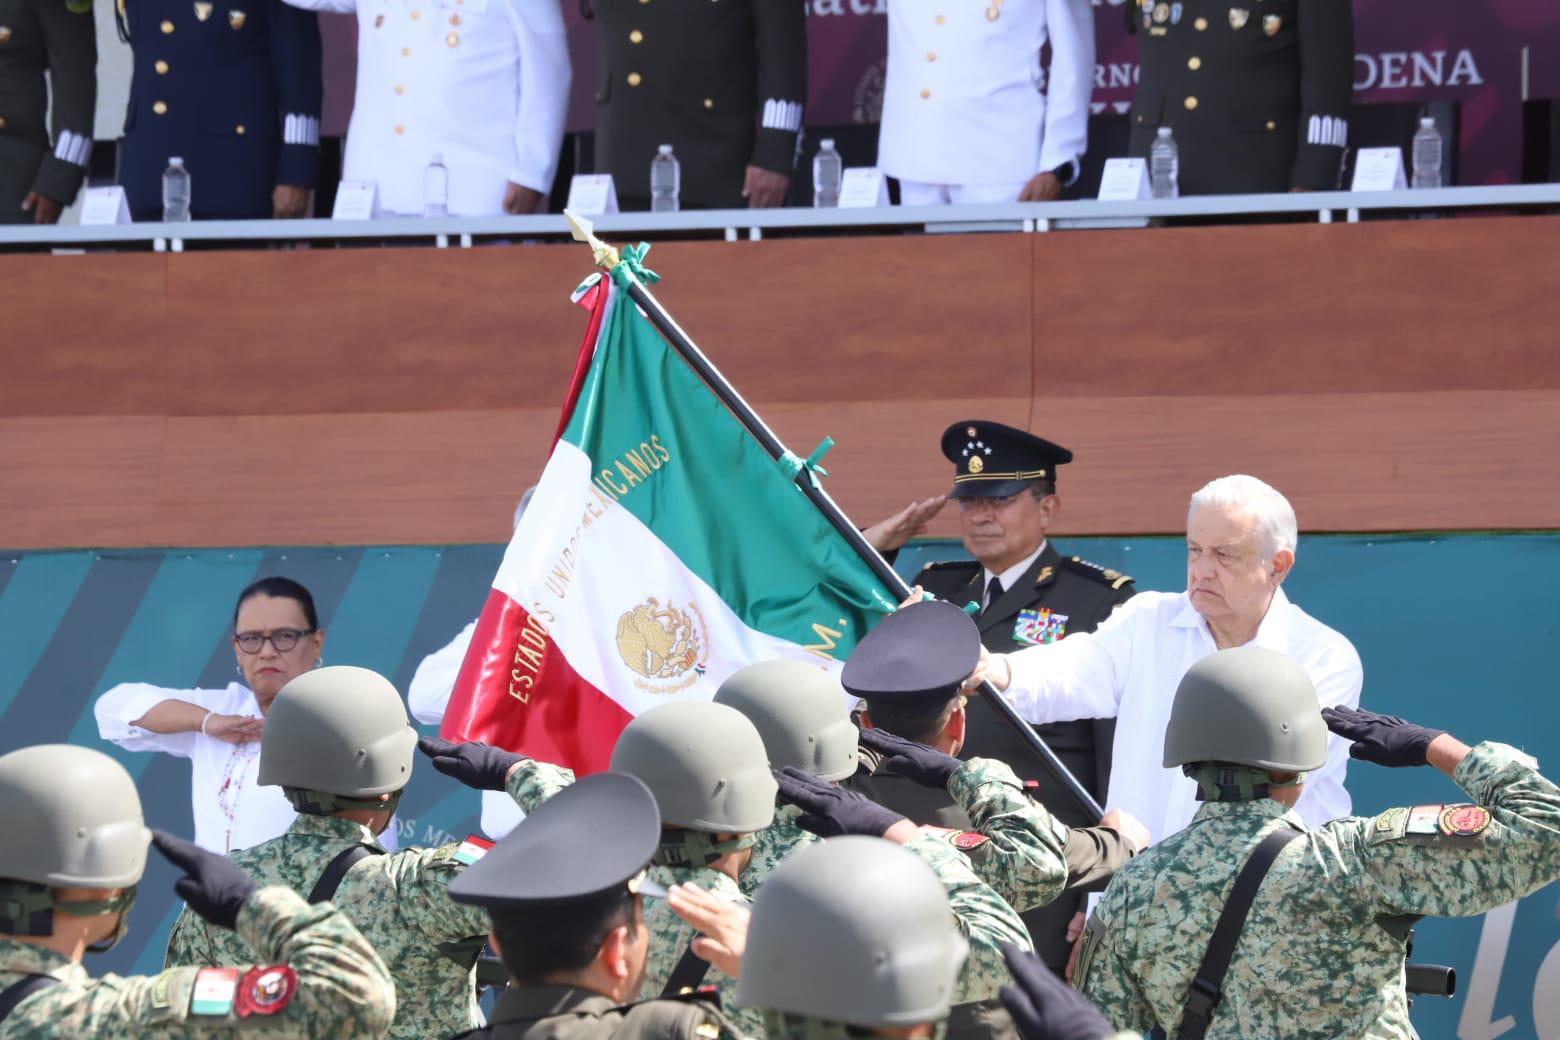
[440,249,898,773]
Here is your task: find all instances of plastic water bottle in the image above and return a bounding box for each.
[1149,127,1179,199]
[423,154,449,217]
[162,157,191,222]
[813,138,842,207]
[1411,117,1442,190]
[651,144,680,213]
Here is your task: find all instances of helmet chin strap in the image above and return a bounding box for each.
[1186,763,1306,803]
[284,787,405,817]
[0,882,137,953]
[761,1010,946,1040]
[652,829,758,869]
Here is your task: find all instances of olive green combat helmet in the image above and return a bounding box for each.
[736,836,969,1040]
[259,665,418,813]
[609,700,777,868]
[1163,646,1328,801]
[0,745,152,943]
[714,660,858,782]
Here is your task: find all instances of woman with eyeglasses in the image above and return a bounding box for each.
[93,576,324,854]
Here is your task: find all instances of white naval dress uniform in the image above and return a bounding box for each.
[95,680,402,854]
[282,0,569,215]
[1000,587,1361,846]
[879,0,1095,204]
[409,620,525,840]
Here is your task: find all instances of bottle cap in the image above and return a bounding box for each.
[657,144,673,156]
[169,157,184,166]
[1420,117,1435,128]
[821,138,836,150]
[1157,127,1171,137]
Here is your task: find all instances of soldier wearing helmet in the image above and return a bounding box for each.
[1077,646,1560,1038]
[0,744,394,1037]
[165,665,536,1039]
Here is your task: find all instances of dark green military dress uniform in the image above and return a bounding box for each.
[0,0,96,222]
[587,0,806,210]
[1126,0,1354,194]
[911,421,1135,972]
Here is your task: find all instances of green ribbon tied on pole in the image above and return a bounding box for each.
[608,242,661,288]
[778,436,835,489]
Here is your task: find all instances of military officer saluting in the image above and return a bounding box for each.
[1126,0,1354,193]
[587,0,806,210]
[878,420,1133,975]
[0,744,394,1037]
[1077,648,1560,1037]
[445,771,741,1040]
[0,0,95,224]
[115,0,322,218]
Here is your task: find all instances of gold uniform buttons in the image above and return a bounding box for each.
[394,123,405,134]
[629,29,642,43]
[1187,56,1201,70]
[1184,96,1198,111]
[155,59,169,74]
[0,117,7,129]
[401,45,409,56]
[235,124,245,134]
[920,87,930,99]
[153,100,168,114]
[1265,119,1277,131]
[445,31,458,45]
[0,26,11,43]
[703,98,713,109]
[926,51,936,61]
[935,13,944,23]
[394,84,404,94]
[160,18,174,32]
[627,71,642,86]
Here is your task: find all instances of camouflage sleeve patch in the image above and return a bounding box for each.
[1072,914,1107,991]
[1371,804,1492,847]
[143,967,194,1023]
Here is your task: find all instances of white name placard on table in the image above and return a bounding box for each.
[838,167,889,208]
[79,186,131,225]
[565,174,619,215]
[1351,147,1407,191]
[332,179,380,220]
[1097,158,1152,201]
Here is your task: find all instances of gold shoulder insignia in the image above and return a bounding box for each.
[1062,555,1133,589]
[1033,565,1055,586]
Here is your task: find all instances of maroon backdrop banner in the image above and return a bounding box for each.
[320,1,1560,186]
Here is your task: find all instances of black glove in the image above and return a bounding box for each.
[773,766,907,838]
[999,943,1116,1040]
[858,727,963,789]
[418,736,528,791]
[152,830,258,931]
[1322,706,1445,769]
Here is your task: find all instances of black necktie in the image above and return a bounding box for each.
[984,576,1004,612]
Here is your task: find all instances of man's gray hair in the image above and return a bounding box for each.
[1187,475,1298,559]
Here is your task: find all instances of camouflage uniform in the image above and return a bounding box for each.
[0,886,394,1038]
[738,804,816,899]
[506,759,577,813]
[642,864,761,1039]
[465,983,742,1040]
[1078,742,1560,1038]
[166,814,492,1038]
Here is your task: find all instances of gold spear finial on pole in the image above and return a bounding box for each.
[564,209,621,271]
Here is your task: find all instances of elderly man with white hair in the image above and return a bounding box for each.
[974,474,1361,847]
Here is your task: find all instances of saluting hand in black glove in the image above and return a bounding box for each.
[417,736,529,791]
[152,830,258,931]
[858,727,963,789]
[773,766,908,839]
[1322,706,1445,769]
[1000,944,1117,1040]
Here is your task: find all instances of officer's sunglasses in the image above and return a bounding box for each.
[233,628,316,654]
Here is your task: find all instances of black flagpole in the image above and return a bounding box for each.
[569,215,1104,821]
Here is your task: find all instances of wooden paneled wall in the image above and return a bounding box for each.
[4,216,1559,548]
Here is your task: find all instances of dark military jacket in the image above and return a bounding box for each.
[1125,0,1354,194]
[589,0,805,210]
[0,0,95,219]
[115,0,322,218]
[460,984,737,1040]
[914,541,1133,970]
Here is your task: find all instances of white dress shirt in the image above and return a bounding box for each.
[1003,587,1361,845]
[409,620,525,839]
[878,0,1095,187]
[283,0,570,215]
[95,682,297,854]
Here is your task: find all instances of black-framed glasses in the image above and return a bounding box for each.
[234,628,315,654]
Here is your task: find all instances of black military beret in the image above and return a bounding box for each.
[841,600,982,701]
[448,772,666,909]
[940,420,1072,499]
